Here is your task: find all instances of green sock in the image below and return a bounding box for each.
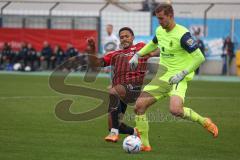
[135,114,150,146]
[183,107,206,126]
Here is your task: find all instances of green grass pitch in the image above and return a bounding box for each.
[0,74,240,160]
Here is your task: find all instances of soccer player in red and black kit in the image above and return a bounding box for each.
[87,27,158,151]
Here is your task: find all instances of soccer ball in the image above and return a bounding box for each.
[24,66,31,72]
[13,63,22,71]
[122,135,142,153]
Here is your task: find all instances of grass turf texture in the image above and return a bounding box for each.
[0,74,240,160]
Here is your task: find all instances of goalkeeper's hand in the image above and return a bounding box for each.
[129,53,139,70]
[169,70,188,85]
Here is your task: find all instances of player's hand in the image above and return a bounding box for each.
[129,53,139,70]
[169,70,188,85]
[87,37,96,53]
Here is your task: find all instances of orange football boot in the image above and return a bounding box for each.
[134,128,152,152]
[141,145,152,152]
[203,118,219,138]
[105,132,119,143]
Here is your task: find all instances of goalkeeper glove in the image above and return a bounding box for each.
[169,70,188,85]
[129,53,139,70]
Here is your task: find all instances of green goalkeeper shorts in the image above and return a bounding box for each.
[143,78,188,101]
[143,67,188,101]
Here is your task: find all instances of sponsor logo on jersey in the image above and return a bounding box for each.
[161,53,174,57]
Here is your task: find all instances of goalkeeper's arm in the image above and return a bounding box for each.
[185,48,205,73]
[169,37,205,85]
[138,36,158,57]
[180,32,206,73]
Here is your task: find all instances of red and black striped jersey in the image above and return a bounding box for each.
[103,42,148,86]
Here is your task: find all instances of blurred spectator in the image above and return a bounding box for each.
[141,0,160,12]
[141,0,151,11]
[102,24,119,73]
[0,42,15,70]
[147,0,160,16]
[195,36,205,75]
[66,43,78,58]
[197,38,205,56]
[51,45,65,69]
[6,43,15,66]
[0,43,10,66]
[236,48,240,76]
[18,42,28,67]
[26,43,37,71]
[103,24,119,53]
[40,41,53,70]
[222,36,235,75]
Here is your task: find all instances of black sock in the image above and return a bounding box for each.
[108,94,121,129]
[119,123,134,135]
[119,100,127,114]
[108,95,133,133]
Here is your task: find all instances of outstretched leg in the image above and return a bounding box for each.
[169,80,218,138]
[134,91,157,151]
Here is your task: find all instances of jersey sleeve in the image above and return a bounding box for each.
[102,51,116,66]
[135,42,146,51]
[138,35,158,56]
[185,48,205,73]
[180,32,198,53]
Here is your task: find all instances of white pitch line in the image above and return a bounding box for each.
[0,96,239,100]
[0,95,62,100]
[187,97,239,100]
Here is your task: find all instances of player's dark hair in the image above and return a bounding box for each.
[155,3,174,16]
[118,27,134,36]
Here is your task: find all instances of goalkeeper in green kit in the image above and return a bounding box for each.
[129,3,218,151]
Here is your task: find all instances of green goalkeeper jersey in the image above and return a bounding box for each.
[139,24,205,82]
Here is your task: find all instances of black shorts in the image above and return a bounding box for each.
[122,84,142,104]
[108,84,142,113]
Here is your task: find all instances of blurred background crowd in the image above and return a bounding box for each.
[0,41,87,71]
[0,0,240,75]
